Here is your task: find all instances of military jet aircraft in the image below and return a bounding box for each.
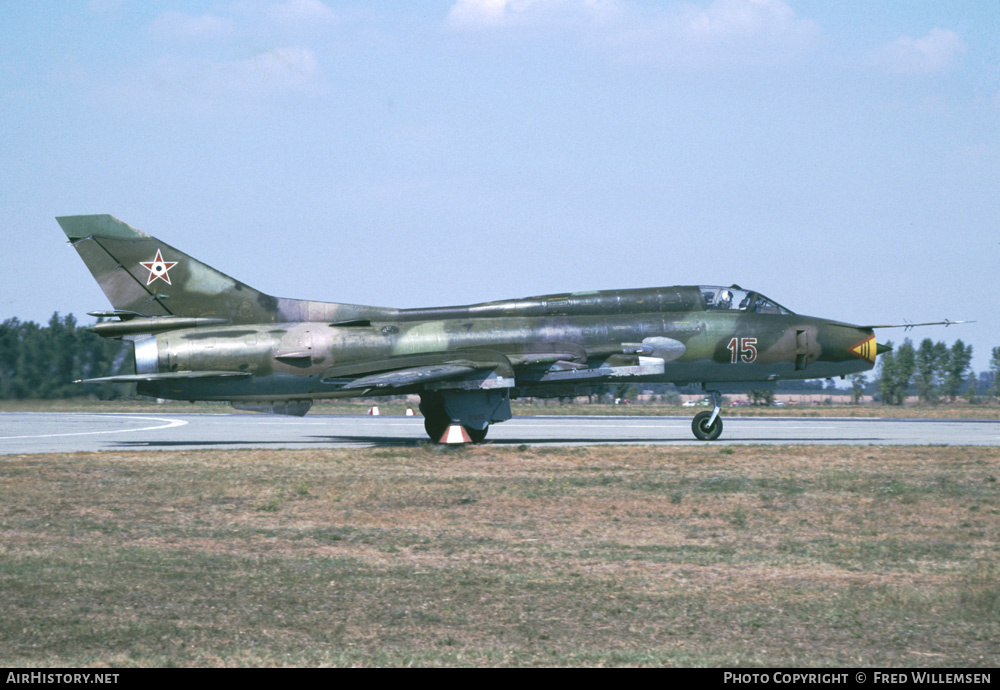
[57,214,956,442]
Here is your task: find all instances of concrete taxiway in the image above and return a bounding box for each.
[1,413,998,454]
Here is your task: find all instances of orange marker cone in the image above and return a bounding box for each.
[405,407,415,416]
[439,424,472,444]
[367,405,380,415]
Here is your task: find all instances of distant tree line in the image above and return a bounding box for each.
[0,314,132,399]
[875,338,1000,405]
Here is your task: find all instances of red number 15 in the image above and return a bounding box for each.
[727,337,758,364]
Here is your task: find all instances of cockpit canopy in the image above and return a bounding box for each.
[700,285,792,315]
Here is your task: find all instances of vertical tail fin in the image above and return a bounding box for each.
[57,214,280,323]
[57,215,396,325]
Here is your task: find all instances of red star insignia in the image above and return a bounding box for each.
[140,249,178,286]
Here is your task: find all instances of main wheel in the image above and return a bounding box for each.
[419,392,449,442]
[691,410,723,441]
[424,416,450,442]
[465,426,488,443]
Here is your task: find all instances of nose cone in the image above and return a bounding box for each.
[876,342,892,355]
[847,333,879,364]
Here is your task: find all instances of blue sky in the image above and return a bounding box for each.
[2,1,997,372]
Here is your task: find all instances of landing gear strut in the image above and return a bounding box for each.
[691,390,723,441]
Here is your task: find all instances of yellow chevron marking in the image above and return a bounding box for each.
[849,335,877,364]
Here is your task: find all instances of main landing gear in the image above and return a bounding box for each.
[419,391,460,442]
[691,390,723,441]
[418,390,510,444]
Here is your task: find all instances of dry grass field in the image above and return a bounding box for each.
[1,444,997,667]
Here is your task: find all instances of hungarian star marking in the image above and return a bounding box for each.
[140,249,178,286]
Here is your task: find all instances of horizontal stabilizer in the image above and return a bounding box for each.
[88,316,230,337]
[87,310,147,320]
[78,371,250,384]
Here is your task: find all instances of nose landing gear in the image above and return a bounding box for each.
[691,390,723,441]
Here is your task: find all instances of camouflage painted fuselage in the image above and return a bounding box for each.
[58,215,881,440]
[131,286,874,403]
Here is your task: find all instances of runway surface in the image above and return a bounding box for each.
[2,412,999,454]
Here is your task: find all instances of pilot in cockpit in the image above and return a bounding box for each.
[717,290,733,309]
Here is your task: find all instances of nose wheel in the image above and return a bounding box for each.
[691,391,723,441]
